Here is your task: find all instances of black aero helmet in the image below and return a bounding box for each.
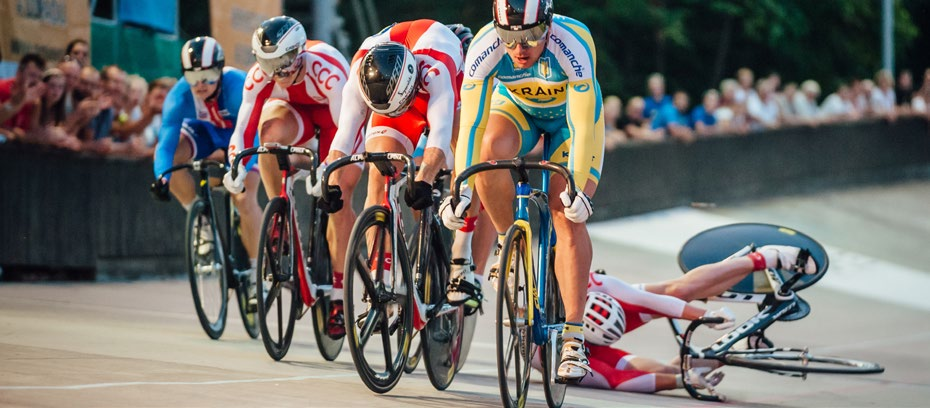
[181,36,225,72]
[493,0,553,30]
[359,42,418,117]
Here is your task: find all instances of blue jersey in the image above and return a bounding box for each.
[153,68,246,179]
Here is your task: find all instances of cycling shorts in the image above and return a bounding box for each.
[262,99,340,163]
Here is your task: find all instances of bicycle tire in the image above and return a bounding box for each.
[309,208,344,361]
[186,199,228,340]
[344,206,413,394]
[229,209,259,339]
[404,334,422,374]
[496,224,533,408]
[724,349,885,374]
[420,221,464,391]
[542,248,567,408]
[256,197,300,361]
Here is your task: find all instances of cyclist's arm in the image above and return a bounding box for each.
[554,21,604,190]
[228,64,273,169]
[420,55,458,181]
[455,23,502,183]
[327,57,369,163]
[306,44,350,128]
[153,81,189,181]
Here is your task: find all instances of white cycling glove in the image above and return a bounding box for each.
[684,367,725,390]
[223,163,247,194]
[704,307,736,331]
[307,163,326,198]
[559,189,593,223]
[439,185,472,230]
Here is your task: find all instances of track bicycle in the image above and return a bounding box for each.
[450,158,574,408]
[326,152,465,393]
[670,223,885,402]
[155,159,259,340]
[231,143,343,362]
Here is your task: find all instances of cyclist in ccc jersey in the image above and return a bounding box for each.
[440,0,605,383]
[534,245,817,393]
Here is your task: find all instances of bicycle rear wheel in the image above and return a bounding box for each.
[542,249,567,408]
[230,209,259,339]
[309,209,344,361]
[186,199,228,340]
[256,198,300,361]
[344,206,413,394]
[724,348,885,374]
[420,225,464,391]
[496,224,534,408]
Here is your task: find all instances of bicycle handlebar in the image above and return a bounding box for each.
[156,159,225,181]
[322,152,417,195]
[231,143,317,179]
[450,158,576,207]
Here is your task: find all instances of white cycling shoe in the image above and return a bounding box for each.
[555,338,591,383]
[757,245,818,274]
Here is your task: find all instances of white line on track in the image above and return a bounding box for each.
[0,373,360,391]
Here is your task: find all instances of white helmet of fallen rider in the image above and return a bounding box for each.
[251,16,307,77]
[583,291,626,346]
[359,41,418,117]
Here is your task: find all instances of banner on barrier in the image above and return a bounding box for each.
[208,0,282,70]
[0,0,90,65]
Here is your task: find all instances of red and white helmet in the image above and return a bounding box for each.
[251,16,307,76]
[583,291,626,346]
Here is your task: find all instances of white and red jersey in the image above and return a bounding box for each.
[587,272,689,334]
[228,40,349,160]
[328,19,463,165]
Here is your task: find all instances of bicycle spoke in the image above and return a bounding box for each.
[277,291,283,341]
[353,255,378,296]
[380,312,393,369]
[358,307,382,350]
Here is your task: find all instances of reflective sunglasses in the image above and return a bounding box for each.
[256,48,301,78]
[496,23,549,49]
[184,68,221,85]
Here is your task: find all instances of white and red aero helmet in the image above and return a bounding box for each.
[251,16,307,76]
[583,291,626,346]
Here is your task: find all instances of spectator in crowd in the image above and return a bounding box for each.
[714,78,748,134]
[819,84,860,122]
[870,69,896,118]
[619,96,664,142]
[73,65,114,151]
[896,69,913,110]
[792,80,821,124]
[746,78,781,130]
[603,95,628,149]
[136,77,175,157]
[776,82,798,125]
[30,68,82,150]
[733,67,755,104]
[691,89,719,136]
[1,53,46,141]
[911,69,930,114]
[643,73,671,119]
[65,39,90,67]
[651,90,695,143]
[57,59,81,115]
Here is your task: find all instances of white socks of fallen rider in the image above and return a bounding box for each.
[451,229,475,282]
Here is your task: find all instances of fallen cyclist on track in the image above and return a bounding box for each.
[531,244,817,393]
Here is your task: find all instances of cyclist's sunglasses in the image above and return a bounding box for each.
[496,23,549,49]
[256,48,301,78]
[184,68,221,85]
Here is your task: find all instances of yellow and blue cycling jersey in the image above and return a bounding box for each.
[457,14,605,189]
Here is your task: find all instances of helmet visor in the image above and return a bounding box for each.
[255,48,301,77]
[184,68,222,85]
[495,23,548,49]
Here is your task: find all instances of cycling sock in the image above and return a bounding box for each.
[451,229,474,265]
[332,270,344,300]
[182,202,193,213]
[675,374,684,388]
[562,321,585,342]
[250,258,257,269]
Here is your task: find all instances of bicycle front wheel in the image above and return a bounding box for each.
[186,199,228,340]
[344,206,413,394]
[496,224,534,408]
[256,197,300,361]
[724,349,885,374]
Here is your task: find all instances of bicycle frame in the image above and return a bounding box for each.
[232,143,329,308]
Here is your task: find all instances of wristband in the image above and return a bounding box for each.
[747,251,767,271]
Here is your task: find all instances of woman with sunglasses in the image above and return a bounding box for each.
[224,16,358,338]
[443,0,606,384]
[152,36,264,293]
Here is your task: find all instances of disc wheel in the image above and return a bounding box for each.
[186,199,228,340]
[419,223,464,391]
[309,209,344,361]
[542,250,567,408]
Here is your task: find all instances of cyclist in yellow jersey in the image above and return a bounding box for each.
[440,0,605,383]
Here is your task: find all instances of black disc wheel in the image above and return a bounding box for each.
[724,349,885,374]
[419,224,464,391]
[186,199,228,340]
[256,197,300,361]
[309,208,344,361]
[344,206,413,394]
[496,225,534,408]
[542,250,567,408]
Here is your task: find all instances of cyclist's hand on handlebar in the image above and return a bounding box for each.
[405,180,434,210]
[222,163,247,194]
[684,367,725,390]
[560,188,593,223]
[150,177,170,202]
[440,185,472,230]
[703,307,735,330]
[318,184,343,213]
[307,163,327,198]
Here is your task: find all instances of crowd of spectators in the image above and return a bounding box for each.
[0,38,176,159]
[604,67,930,150]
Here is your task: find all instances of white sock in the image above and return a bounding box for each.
[451,230,473,262]
[182,201,193,213]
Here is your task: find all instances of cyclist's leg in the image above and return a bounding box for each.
[255,99,305,199]
[643,256,757,302]
[168,121,202,209]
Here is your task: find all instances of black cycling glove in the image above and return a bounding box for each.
[405,180,434,210]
